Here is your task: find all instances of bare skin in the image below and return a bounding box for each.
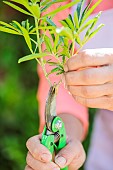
[25,114,86,170]
[64,48,113,111]
[25,48,113,170]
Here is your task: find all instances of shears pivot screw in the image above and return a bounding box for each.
[55,120,62,130]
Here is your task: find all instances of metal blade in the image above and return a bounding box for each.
[45,84,58,131]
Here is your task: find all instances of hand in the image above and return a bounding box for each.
[64,48,113,111]
[25,134,85,170]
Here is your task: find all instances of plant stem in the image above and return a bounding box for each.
[34,17,52,86]
[72,38,75,56]
[75,45,83,54]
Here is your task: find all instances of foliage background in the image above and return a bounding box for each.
[0,2,95,170]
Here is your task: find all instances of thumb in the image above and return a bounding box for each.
[55,140,84,169]
[26,135,52,163]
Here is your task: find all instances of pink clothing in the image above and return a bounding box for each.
[37,1,88,137]
[37,0,113,139]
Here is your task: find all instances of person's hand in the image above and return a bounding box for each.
[64,48,113,111]
[25,134,85,170]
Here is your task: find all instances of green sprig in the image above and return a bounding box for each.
[0,0,104,86]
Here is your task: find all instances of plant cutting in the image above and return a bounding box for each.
[0,0,104,169]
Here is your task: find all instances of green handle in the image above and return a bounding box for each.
[61,167,68,170]
[41,126,54,154]
[52,117,68,170]
[41,117,68,170]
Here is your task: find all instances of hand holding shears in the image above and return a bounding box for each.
[41,84,68,170]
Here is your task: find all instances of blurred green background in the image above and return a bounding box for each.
[0,1,95,170]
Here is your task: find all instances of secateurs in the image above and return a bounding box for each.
[41,84,68,170]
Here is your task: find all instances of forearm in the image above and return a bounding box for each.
[59,113,84,142]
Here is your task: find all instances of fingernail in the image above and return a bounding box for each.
[41,154,51,162]
[64,64,68,72]
[55,156,67,167]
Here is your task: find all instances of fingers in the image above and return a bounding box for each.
[55,140,85,169]
[26,152,60,170]
[64,65,113,86]
[74,95,113,110]
[68,83,113,98]
[65,48,113,72]
[69,148,86,170]
[26,135,52,162]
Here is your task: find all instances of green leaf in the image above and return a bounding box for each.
[42,0,80,18]
[85,11,102,37]
[0,21,21,32]
[65,16,75,31]
[47,61,57,66]
[63,37,69,48]
[60,20,69,27]
[56,27,74,40]
[18,53,48,63]
[53,34,59,53]
[88,24,104,39]
[5,0,41,17]
[3,1,33,16]
[21,27,33,53]
[74,11,79,30]
[9,0,34,14]
[76,0,85,20]
[40,0,50,6]
[80,0,102,25]
[78,18,96,33]
[74,34,82,45]
[0,26,21,35]
[79,0,93,25]
[44,35,53,53]
[60,46,70,58]
[30,4,40,18]
[41,0,67,8]
[31,0,40,3]
[12,21,33,53]
[56,70,64,75]
[50,67,62,74]
[46,17,56,27]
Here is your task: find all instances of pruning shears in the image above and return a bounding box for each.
[41,84,68,170]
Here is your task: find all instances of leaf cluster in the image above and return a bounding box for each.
[0,0,104,85]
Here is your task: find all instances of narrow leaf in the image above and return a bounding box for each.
[18,53,48,63]
[65,17,75,31]
[0,26,21,35]
[43,0,80,18]
[88,24,104,39]
[85,11,102,37]
[76,0,85,20]
[53,34,59,53]
[41,0,66,6]
[46,17,56,27]
[78,18,96,33]
[74,11,79,30]
[44,35,53,53]
[56,27,74,40]
[30,4,40,18]
[81,0,102,25]
[60,20,69,27]
[21,27,33,53]
[0,21,20,32]
[3,1,33,16]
